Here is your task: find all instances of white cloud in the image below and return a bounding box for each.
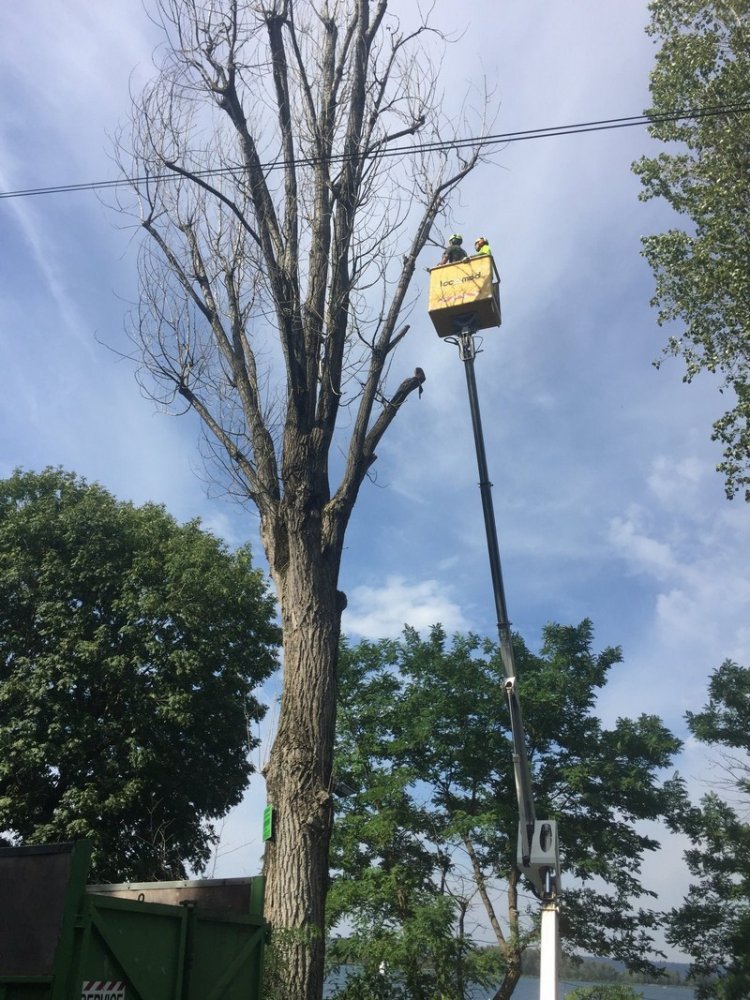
[600,455,750,732]
[647,455,704,508]
[608,505,680,580]
[0,201,90,348]
[344,575,469,639]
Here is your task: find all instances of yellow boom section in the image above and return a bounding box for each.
[427,254,501,337]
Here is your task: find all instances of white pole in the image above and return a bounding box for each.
[539,897,559,1000]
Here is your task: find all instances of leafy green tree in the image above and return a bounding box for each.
[0,467,279,880]
[633,0,750,499]
[667,660,750,1000]
[329,621,682,1000]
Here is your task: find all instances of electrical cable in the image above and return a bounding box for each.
[0,103,747,201]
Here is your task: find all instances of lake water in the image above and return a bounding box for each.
[499,979,695,1000]
[325,972,695,1000]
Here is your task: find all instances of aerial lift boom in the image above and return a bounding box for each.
[428,256,560,1000]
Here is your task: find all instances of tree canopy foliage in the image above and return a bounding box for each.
[0,468,279,880]
[633,0,750,499]
[667,660,750,1000]
[328,621,682,1000]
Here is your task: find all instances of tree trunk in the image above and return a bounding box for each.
[262,503,344,1000]
[494,963,522,1000]
[493,871,523,1000]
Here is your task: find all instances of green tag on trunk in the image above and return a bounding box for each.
[263,805,275,841]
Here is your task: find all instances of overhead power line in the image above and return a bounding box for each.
[1,103,747,202]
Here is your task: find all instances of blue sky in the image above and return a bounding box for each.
[2,0,748,961]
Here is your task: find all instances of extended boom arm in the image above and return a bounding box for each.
[455,326,559,902]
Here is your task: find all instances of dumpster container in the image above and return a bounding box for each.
[0,842,266,1000]
[427,254,501,337]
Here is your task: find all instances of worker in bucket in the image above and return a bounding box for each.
[439,233,468,265]
[474,236,492,256]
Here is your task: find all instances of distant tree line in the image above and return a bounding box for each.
[522,951,688,986]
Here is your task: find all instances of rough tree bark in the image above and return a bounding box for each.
[119,2,490,997]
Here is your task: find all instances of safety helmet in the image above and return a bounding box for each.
[450,233,463,244]
[474,236,487,248]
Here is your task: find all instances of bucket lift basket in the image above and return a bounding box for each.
[427,255,501,337]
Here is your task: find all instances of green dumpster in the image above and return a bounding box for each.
[0,842,266,1000]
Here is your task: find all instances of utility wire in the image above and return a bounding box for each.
[1,103,747,201]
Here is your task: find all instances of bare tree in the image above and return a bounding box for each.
[120,2,490,997]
